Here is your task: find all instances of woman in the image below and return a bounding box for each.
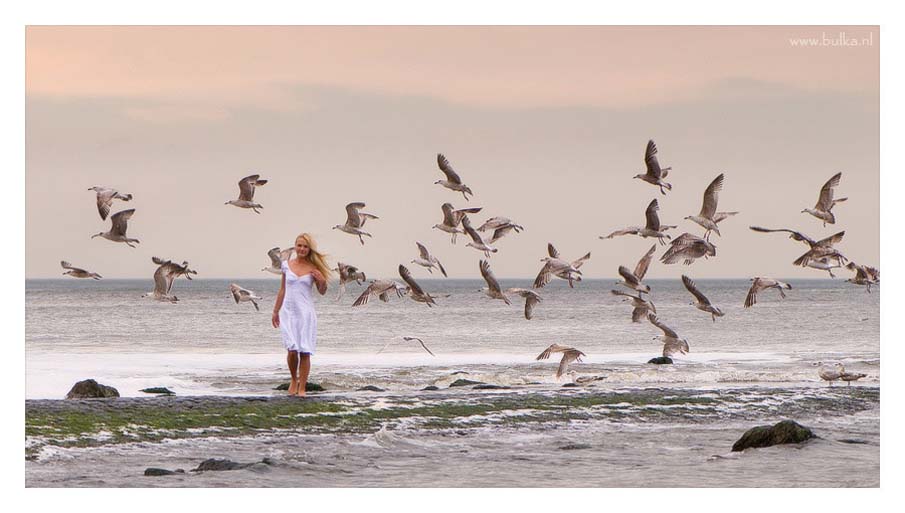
[272,233,330,396]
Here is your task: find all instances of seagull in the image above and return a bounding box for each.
[610,289,656,323]
[617,244,655,295]
[533,244,588,289]
[806,257,844,278]
[334,262,367,300]
[352,279,407,307]
[845,262,880,293]
[660,233,716,265]
[601,199,677,245]
[478,217,524,244]
[684,173,735,240]
[225,174,268,213]
[744,277,792,308]
[91,209,140,248]
[633,139,672,194]
[749,226,847,267]
[435,153,474,200]
[378,336,436,356]
[817,363,845,386]
[333,202,379,245]
[88,186,132,220]
[505,288,542,320]
[262,247,294,275]
[398,264,437,307]
[647,314,690,358]
[60,261,101,280]
[462,215,497,257]
[535,343,587,378]
[432,203,483,244]
[839,370,867,386]
[144,257,197,303]
[412,242,447,277]
[802,172,847,226]
[479,259,511,305]
[681,275,724,322]
[230,283,262,311]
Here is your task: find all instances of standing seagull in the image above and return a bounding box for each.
[479,259,511,305]
[412,242,447,277]
[610,289,656,323]
[839,369,868,386]
[262,247,294,275]
[817,363,845,386]
[744,277,792,308]
[845,262,880,293]
[647,314,690,358]
[88,186,132,220]
[230,283,262,311]
[685,173,735,240]
[60,261,102,280]
[534,243,586,288]
[91,209,140,248]
[378,336,436,356]
[601,199,677,245]
[399,264,438,307]
[333,262,367,301]
[505,288,542,320]
[660,233,716,266]
[681,275,724,322]
[352,279,408,307]
[432,203,483,244]
[617,245,655,295]
[535,344,587,379]
[802,172,847,226]
[435,153,474,200]
[462,216,497,257]
[225,174,268,213]
[633,139,672,194]
[333,202,379,245]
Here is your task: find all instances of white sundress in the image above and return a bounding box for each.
[279,260,318,354]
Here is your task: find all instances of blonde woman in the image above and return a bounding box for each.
[272,233,331,396]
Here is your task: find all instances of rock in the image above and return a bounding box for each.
[274,382,325,392]
[559,443,592,451]
[421,386,440,391]
[647,357,673,365]
[144,468,185,476]
[561,383,579,388]
[140,387,174,395]
[449,379,484,387]
[837,438,870,445]
[473,384,511,390]
[192,458,253,472]
[357,385,385,392]
[65,379,120,399]
[731,420,816,452]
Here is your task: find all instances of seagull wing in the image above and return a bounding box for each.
[352,283,375,307]
[536,343,571,361]
[152,264,173,295]
[647,314,678,338]
[229,283,243,303]
[557,350,585,378]
[237,174,260,201]
[267,247,283,268]
[437,153,463,184]
[398,264,426,296]
[440,203,457,225]
[345,202,366,227]
[633,245,656,280]
[748,226,816,246]
[744,279,762,308]
[404,336,436,357]
[816,172,842,210]
[547,243,560,259]
[523,292,540,320]
[699,173,724,218]
[533,261,553,289]
[96,190,114,220]
[572,252,592,270]
[644,199,662,231]
[644,139,662,178]
[602,227,640,239]
[815,231,845,248]
[618,265,641,286]
[681,275,710,305]
[416,242,431,260]
[462,216,483,244]
[110,209,135,236]
[480,259,503,295]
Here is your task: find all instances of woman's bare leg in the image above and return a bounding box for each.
[287,351,299,395]
[297,353,311,396]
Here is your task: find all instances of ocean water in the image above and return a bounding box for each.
[25,278,880,487]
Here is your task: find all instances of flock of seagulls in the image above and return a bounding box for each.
[65,141,876,383]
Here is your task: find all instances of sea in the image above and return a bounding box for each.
[24,277,880,487]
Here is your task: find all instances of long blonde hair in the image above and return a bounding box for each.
[295,233,333,280]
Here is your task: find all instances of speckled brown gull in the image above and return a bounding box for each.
[684,173,731,240]
[230,283,262,311]
[91,208,140,248]
[601,199,676,245]
[399,264,437,307]
[262,247,294,275]
[610,289,656,323]
[744,277,791,308]
[479,259,511,305]
[681,275,724,322]
[60,261,102,280]
[478,217,524,244]
[88,186,132,221]
[352,279,407,307]
[436,153,474,200]
[535,343,587,378]
[647,314,690,358]
[432,203,482,244]
[412,242,447,277]
[533,243,585,288]
[333,262,367,301]
[225,174,268,213]
[749,226,847,267]
[144,257,197,303]
[817,363,845,385]
[333,202,379,245]
[462,215,497,257]
[633,140,672,194]
[660,233,715,265]
[845,262,880,293]
[616,245,655,295]
[802,172,847,227]
[505,288,542,320]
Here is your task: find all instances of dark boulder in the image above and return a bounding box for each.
[647,356,673,365]
[274,382,325,392]
[731,420,816,452]
[144,468,185,476]
[140,387,174,395]
[561,383,580,388]
[473,384,511,390]
[192,459,252,472]
[559,443,592,450]
[449,379,484,387]
[65,379,119,399]
[421,386,440,391]
[357,385,385,392]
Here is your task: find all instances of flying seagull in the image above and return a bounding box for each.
[505,288,542,320]
[684,173,736,240]
[478,217,525,244]
[647,314,690,358]
[60,261,101,280]
[225,174,268,213]
[432,203,483,244]
[378,336,436,356]
[749,226,847,268]
[536,343,587,378]
[633,139,672,194]
[334,262,367,301]
[352,279,407,307]
[262,247,294,275]
[744,277,792,308]
[806,256,844,278]
[534,243,588,288]
[91,208,140,248]
[88,186,132,221]
[399,264,437,307]
[462,215,497,257]
[412,242,447,277]
[333,202,379,245]
[681,275,724,322]
[435,153,474,200]
[616,244,655,295]
[845,262,880,293]
[479,259,511,305]
[144,257,197,303]
[601,199,677,245]
[230,283,262,311]
[660,233,716,266]
[610,289,656,323]
[802,172,847,226]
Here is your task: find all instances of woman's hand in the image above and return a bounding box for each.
[310,269,325,285]
[272,311,280,328]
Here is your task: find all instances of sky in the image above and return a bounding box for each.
[25,26,879,279]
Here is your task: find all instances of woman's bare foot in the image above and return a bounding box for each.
[288,379,298,395]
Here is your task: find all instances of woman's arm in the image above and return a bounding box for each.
[311,270,328,295]
[272,272,286,328]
